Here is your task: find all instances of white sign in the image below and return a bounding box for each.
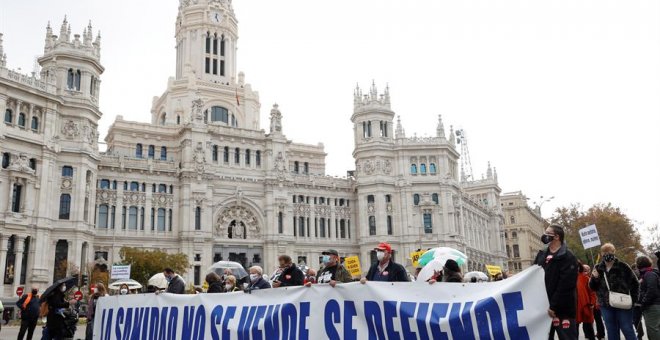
[95,266,550,340]
[579,224,601,249]
[110,265,131,279]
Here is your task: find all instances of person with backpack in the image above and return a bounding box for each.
[16,286,40,340]
[636,255,660,340]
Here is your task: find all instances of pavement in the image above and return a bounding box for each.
[0,325,86,339]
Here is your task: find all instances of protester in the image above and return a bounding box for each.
[636,255,660,339]
[362,242,409,283]
[45,283,77,340]
[304,268,317,285]
[631,263,646,340]
[246,266,271,291]
[272,255,304,288]
[589,243,639,340]
[163,268,186,294]
[206,272,224,293]
[312,249,352,287]
[576,262,597,340]
[85,283,107,340]
[533,224,578,340]
[16,285,40,340]
[118,283,130,295]
[428,259,463,284]
[223,275,241,292]
[584,263,606,340]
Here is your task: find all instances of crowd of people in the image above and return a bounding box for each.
[535,224,660,340]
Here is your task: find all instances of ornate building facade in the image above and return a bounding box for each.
[501,191,547,273]
[0,0,506,295]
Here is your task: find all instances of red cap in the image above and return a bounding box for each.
[374,242,392,253]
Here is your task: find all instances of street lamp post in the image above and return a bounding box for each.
[532,195,555,216]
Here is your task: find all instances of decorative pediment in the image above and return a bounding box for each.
[214,206,260,238]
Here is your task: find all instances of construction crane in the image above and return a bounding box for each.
[455,129,473,182]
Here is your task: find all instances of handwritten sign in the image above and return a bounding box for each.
[111,265,131,279]
[579,224,601,250]
[486,265,502,276]
[343,256,362,277]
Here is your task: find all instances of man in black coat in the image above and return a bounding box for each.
[163,268,186,294]
[533,224,578,340]
[272,255,304,288]
[16,286,40,340]
[361,242,409,283]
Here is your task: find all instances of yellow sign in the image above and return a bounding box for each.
[486,265,502,276]
[344,256,362,277]
[410,250,426,268]
[202,281,209,291]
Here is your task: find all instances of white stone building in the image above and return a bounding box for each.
[0,0,506,295]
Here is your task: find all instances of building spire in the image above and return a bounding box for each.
[487,161,493,179]
[59,16,69,42]
[436,114,446,139]
[448,125,456,147]
[395,116,405,139]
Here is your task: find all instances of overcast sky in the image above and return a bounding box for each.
[1,0,658,239]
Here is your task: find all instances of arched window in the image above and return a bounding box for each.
[432,193,439,205]
[510,215,516,224]
[210,106,229,123]
[17,113,26,127]
[367,195,375,204]
[160,146,167,161]
[277,212,283,234]
[62,166,73,177]
[98,204,109,228]
[135,144,143,158]
[423,213,433,234]
[148,145,155,159]
[158,208,166,231]
[512,231,518,239]
[2,153,10,169]
[112,180,117,190]
[387,216,393,235]
[223,147,229,163]
[4,109,13,124]
[368,216,376,236]
[245,149,251,165]
[430,163,437,174]
[256,151,261,167]
[99,179,110,189]
[413,194,420,205]
[340,220,346,239]
[128,206,138,229]
[160,114,166,125]
[12,184,23,213]
[234,148,240,164]
[294,161,299,173]
[67,69,75,89]
[303,162,309,174]
[31,116,39,130]
[194,207,201,230]
[212,145,218,162]
[130,182,139,191]
[168,209,173,231]
[176,115,181,125]
[420,164,427,174]
[59,194,71,220]
[158,184,167,193]
[75,70,81,91]
[410,164,417,174]
[169,185,174,194]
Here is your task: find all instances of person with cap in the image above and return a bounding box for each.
[361,242,409,283]
[310,249,352,287]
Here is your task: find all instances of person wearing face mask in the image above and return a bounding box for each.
[533,224,578,340]
[163,268,186,294]
[246,266,271,292]
[635,255,660,340]
[85,283,107,340]
[45,283,77,340]
[118,283,130,295]
[205,272,224,293]
[589,243,639,340]
[310,249,352,288]
[576,261,597,340]
[361,242,409,283]
[16,285,41,340]
[222,275,241,293]
[272,255,304,288]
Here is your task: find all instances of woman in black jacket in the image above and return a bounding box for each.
[206,272,224,293]
[45,283,75,339]
[589,243,639,340]
[636,255,660,340]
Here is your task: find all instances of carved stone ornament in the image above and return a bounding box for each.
[215,206,260,238]
[383,160,392,175]
[61,178,72,192]
[151,194,174,207]
[7,154,35,175]
[96,190,117,204]
[363,160,375,175]
[192,142,205,174]
[191,94,204,122]
[61,120,79,138]
[192,193,206,206]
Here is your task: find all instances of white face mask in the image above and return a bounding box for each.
[120,289,128,295]
[376,251,385,261]
[224,284,233,290]
[92,288,98,294]
[60,285,67,293]
[249,274,259,282]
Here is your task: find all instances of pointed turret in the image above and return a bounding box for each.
[58,16,69,43]
[436,115,446,139]
[493,167,498,182]
[449,125,456,147]
[369,80,378,101]
[487,161,493,179]
[83,21,93,46]
[0,33,6,67]
[383,83,390,106]
[44,22,54,52]
[395,116,405,139]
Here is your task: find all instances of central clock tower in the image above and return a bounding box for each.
[175,0,238,82]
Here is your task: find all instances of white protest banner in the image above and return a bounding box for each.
[110,265,131,280]
[579,224,601,250]
[95,266,550,340]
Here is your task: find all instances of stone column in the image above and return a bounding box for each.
[13,239,24,293]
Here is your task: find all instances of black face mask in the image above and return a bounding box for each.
[31,289,38,295]
[541,234,554,244]
[603,254,615,262]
